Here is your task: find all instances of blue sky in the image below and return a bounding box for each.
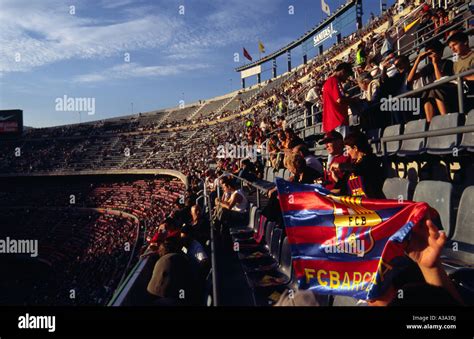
[0,0,394,128]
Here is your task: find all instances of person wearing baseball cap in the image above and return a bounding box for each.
[318,130,351,191]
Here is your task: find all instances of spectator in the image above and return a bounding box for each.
[276,115,287,130]
[143,218,181,257]
[369,218,464,306]
[322,62,355,137]
[284,128,305,149]
[380,31,394,59]
[356,41,367,67]
[188,204,210,247]
[146,237,194,305]
[304,82,320,125]
[213,176,249,240]
[317,131,351,191]
[283,152,321,184]
[238,158,258,182]
[447,31,474,95]
[407,39,454,121]
[330,131,385,199]
[292,144,323,176]
[380,55,411,124]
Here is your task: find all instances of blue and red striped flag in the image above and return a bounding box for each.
[275,178,436,300]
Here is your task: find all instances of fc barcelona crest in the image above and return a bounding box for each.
[329,195,382,257]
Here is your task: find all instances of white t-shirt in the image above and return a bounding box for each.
[231,189,248,213]
[305,88,319,103]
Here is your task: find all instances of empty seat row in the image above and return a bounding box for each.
[229,204,296,306]
[373,111,474,156]
[264,167,292,182]
[383,178,473,266]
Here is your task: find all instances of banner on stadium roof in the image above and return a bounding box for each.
[241,65,262,79]
[313,23,337,47]
[275,178,436,300]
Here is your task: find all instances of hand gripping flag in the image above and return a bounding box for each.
[275,178,437,300]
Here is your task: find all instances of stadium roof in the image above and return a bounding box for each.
[235,0,356,72]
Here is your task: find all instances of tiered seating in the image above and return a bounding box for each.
[229,203,296,305]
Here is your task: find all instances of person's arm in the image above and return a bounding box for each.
[406,219,465,305]
[407,51,430,84]
[218,191,242,210]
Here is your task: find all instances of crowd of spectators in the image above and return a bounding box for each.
[0,0,472,307]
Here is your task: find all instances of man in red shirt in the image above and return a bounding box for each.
[317,131,351,191]
[322,62,354,137]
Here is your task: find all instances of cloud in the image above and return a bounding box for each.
[0,0,180,73]
[0,0,282,75]
[73,62,210,83]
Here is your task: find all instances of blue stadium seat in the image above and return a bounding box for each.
[413,180,453,238]
[398,119,427,156]
[460,110,474,152]
[443,186,474,266]
[381,124,401,155]
[426,113,460,155]
[382,178,413,201]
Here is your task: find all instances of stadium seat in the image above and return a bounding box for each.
[245,236,292,290]
[283,169,291,180]
[460,110,474,152]
[426,113,460,154]
[229,205,256,235]
[413,180,453,238]
[381,124,401,155]
[247,237,292,283]
[382,178,413,201]
[240,227,283,272]
[398,119,427,156]
[234,216,268,249]
[367,128,382,156]
[267,168,275,183]
[443,186,474,265]
[264,167,271,181]
[237,221,275,260]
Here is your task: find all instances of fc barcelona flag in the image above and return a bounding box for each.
[275,178,436,300]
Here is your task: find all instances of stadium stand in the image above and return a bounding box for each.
[1,0,473,307]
